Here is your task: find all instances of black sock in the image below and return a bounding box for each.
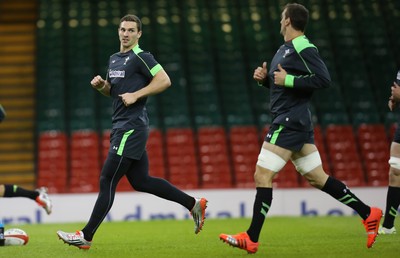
[247,187,272,243]
[321,176,370,220]
[3,184,38,200]
[382,186,400,228]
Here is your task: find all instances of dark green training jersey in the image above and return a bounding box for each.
[106,44,163,130]
[263,35,331,131]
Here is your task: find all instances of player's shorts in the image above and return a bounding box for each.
[109,128,149,160]
[393,126,400,144]
[264,124,314,152]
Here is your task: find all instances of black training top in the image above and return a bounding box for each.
[106,44,163,130]
[262,35,331,131]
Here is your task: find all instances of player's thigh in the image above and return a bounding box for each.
[292,143,318,159]
[255,142,291,184]
[292,144,328,187]
[292,143,324,174]
[390,142,400,159]
[262,141,293,160]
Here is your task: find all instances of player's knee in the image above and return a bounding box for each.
[254,168,275,185]
[303,171,327,189]
[99,175,112,191]
[130,180,143,191]
[292,151,322,176]
[130,176,150,192]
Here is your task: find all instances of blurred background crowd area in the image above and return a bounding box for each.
[0,0,399,193]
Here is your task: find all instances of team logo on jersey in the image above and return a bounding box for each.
[283,49,291,58]
[124,56,130,65]
[109,69,125,78]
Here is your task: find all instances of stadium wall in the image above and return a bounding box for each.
[0,187,391,225]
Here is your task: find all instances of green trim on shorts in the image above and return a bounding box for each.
[117,129,135,156]
[270,125,284,144]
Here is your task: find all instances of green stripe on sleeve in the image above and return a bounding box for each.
[150,64,163,76]
[117,129,134,155]
[284,75,295,88]
[270,125,284,144]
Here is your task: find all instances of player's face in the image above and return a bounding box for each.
[118,21,142,52]
[280,9,288,36]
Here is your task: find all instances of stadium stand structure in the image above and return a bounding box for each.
[0,0,37,189]
[1,0,397,192]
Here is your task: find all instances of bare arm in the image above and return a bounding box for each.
[91,75,111,97]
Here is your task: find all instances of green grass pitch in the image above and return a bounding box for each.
[1,216,399,258]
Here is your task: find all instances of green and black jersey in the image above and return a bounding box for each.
[106,44,163,130]
[263,35,331,132]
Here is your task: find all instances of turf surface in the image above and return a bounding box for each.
[1,216,399,258]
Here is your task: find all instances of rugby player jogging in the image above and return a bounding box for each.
[57,14,207,250]
[219,3,382,254]
[379,69,400,235]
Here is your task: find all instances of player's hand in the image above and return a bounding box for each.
[119,92,139,107]
[253,62,267,83]
[91,75,106,90]
[273,64,287,86]
[391,82,400,101]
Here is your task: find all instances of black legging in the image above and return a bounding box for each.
[82,151,195,240]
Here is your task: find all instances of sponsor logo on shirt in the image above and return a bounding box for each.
[109,69,125,78]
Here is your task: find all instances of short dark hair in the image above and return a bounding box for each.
[284,3,309,32]
[119,14,142,31]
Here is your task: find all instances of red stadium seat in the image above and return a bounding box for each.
[37,131,68,193]
[69,130,101,192]
[197,126,232,188]
[147,129,166,179]
[356,124,390,186]
[101,130,111,163]
[165,128,199,189]
[364,161,389,186]
[313,125,331,173]
[325,125,366,186]
[273,162,300,188]
[229,126,260,188]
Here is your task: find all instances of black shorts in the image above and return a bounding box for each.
[109,128,149,160]
[264,124,314,152]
